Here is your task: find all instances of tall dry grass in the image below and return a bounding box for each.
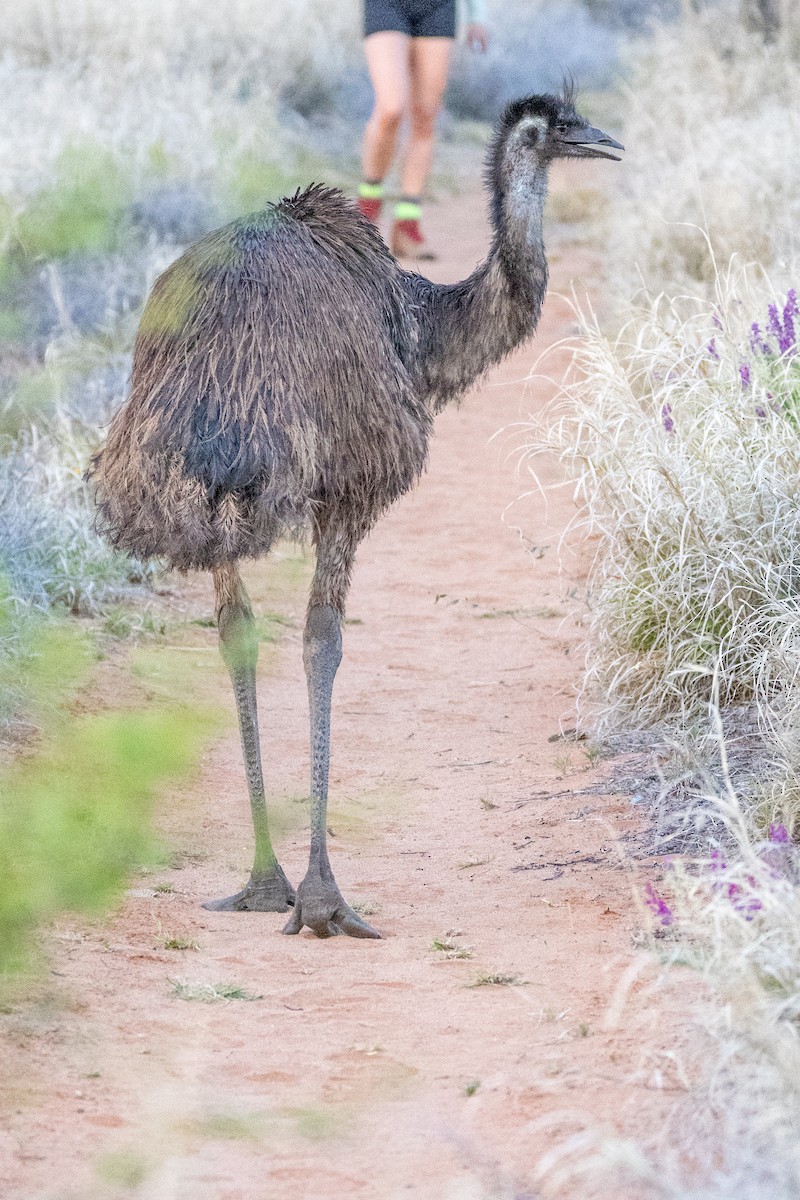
[547,273,800,776]
[0,0,362,200]
[532,3,800,1194]
[609,0,800,295]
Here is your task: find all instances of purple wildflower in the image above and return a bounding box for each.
[644,882,673,926]
[780,292,796,354]
[661,402,674,434]
[726,882,763,919]
[732,890,763,919]
[768,302,782,340]
[749,323,769,355]
[755,405,767,420]
[739,362,751,389]
[712,308,723,330]
[769,822,790,844]
[707,337,720,360]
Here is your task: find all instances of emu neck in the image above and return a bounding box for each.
[413,163,550,411]
[494,165,549,305]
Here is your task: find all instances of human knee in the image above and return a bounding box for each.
[373,102,404,136]
[410,101,438,138]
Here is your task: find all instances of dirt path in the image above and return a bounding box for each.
[1,175,687,1200]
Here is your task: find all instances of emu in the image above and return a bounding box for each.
[90,92,622,939]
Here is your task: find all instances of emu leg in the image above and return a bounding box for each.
[283,602,379,938]
[203,564,294,913]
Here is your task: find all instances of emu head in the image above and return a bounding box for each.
[487,88,623,225]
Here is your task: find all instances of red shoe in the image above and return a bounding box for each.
[390,218,436,261]
[357,195,382,224]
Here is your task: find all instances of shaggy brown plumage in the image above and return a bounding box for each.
[88,93,622,938]
[91,187,429,571]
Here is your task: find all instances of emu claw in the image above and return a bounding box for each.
[282,873,381,939]
[203,865,295,912]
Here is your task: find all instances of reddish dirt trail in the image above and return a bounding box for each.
[1,176,687,1200]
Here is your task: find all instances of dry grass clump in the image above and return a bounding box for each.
[0,0,360,201]
[547,271,800,751]
[532,8,800,1192]
[609,2,800,294]
[170,980,263,1002]
[529,728,800,1198]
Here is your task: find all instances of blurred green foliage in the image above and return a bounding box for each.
[224,147,336,219]
[0,616,216,977]
[15,145,131,260]
[0,367,60,439]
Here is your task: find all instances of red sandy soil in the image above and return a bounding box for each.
[0,170,692,1200]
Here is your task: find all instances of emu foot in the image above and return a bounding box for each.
[282,869,381,939]
[203,863,295,912]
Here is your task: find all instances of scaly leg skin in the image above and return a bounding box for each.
[283,519,381,938]
[203,563,295,913]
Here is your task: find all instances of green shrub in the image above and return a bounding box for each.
[15,146,131,260]
[0,623,212,976]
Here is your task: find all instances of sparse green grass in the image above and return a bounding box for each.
[469,972,524,988]
[162,936,198,951]
[464,1079,481,1096]
[351,898,379,916]
[170,980,263,1002]
[102,606,135,638]
[279,1105,344,1141]
[477,605,564,620]
[153,882,175,894]
[430,935,473,960]
[0,624,213,977]
[256,611,295,644]
[184,1111,264,1141]
[96,1150,148,1188]
[582,744,602,767]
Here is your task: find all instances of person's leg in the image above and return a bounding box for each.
[401,35,452,198]
[359,30,411,220]
[390,22,453,259]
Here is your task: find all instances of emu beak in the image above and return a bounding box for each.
[561,125,624,161]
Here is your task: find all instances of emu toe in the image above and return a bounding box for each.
[282,874,381,939]
[203,865,295,912]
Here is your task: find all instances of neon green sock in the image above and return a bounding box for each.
[358,181,384,200]
[394,200,422,222]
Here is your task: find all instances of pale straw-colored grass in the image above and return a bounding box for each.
[532,721,800,1199]
[529,7,800,1188]
[609,1,800,296]
[0,0,361,200]
[541,268,800,780]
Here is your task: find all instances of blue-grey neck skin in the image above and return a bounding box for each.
[407,154,550,413]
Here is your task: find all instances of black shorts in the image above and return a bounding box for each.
[364,0,456,38]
